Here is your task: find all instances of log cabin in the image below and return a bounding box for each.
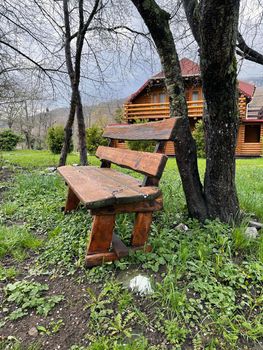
[120,58,263,157]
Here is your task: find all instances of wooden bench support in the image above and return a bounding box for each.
[85,211,153,267]
[65,187,80,212]
[131,212,153,247]
[85,244,152,267]
[87,214,115,254]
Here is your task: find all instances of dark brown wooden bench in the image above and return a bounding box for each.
[58,118,179,267]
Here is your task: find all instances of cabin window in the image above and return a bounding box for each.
[152,94,158,103]
[159,93,166,103]
[244,125,261,143]
[192,90,199,101]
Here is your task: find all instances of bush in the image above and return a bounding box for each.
[0,129,22,151]
[127,139,155,152]
[86,125,108,155]
[47,125,73,154]
[127,119,155,152]
[192,119,206,158]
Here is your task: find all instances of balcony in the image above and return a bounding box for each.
[124,97,247,121]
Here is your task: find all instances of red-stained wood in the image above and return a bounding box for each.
[57,166,161,208]
[58,117,177,268]
[85,244,152,267]
[96,146,167,178]
[103,118,179,140]
[87,214,115,254]
[131,212,153,247]
[64,187,80,212]
[90,196,163,216]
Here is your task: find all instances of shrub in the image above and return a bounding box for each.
[192,119,206,158]
[127,120,155,152]
[47,125,73,154]
[0,129,22,151]
[114,107,124,123]
[127,139,155,152]
[86,124,108,155]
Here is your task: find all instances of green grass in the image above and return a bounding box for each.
[0,151,262,349]
[0,225,42,261]
[2,150,81,168]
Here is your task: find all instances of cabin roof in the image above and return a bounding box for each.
[238,80,256,99]
[152,58,201,79]
[127,58,255,103]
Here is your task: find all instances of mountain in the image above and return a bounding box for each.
[246,77,263,87]
[48,98,125,127]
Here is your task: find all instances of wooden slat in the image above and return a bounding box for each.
[58,166,161,209]
[103,118,179,141]
[96,146,167,178]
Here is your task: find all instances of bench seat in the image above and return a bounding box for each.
[58,166,161,209]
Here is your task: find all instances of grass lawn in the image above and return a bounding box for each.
[0,150,262,350]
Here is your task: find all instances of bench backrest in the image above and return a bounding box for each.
[96,118,179,186]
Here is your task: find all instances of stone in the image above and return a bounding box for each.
[45,167,57,172]
[245,227,258,239]
[129,275,153,295]
[72,164,79,167]
[175,223,189,231]
[249,221,263,230]
[28,326,38,337]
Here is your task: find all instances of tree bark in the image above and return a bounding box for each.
[59,89,77,167]
[131,0,207,221]
[76,89,87,165]
[199,0,240,221]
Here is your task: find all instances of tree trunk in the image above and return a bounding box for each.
[199,0,240,221]
[76,89,88,165]
[59,89,77,167]
[131,0,207,221]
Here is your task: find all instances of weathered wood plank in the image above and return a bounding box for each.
[103,118,179,140]
[96,146,167,178]
[57,166,161,209]
[90,196,163,215]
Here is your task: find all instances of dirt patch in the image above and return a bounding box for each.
[0,271,94,350]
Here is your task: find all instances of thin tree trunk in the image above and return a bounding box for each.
[59,89,77,167]
[131,0,207,221]
[76,89,88,165]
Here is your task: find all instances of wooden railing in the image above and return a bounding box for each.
[124,97,248,121]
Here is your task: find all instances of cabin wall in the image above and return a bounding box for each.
[132,84,203,105]
[236,123,263,156]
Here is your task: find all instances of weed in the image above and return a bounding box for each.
[0,265,18,281]
[37,319,64,335]
[2,280,64,323]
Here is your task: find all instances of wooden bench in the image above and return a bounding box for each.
[58,118,179,267]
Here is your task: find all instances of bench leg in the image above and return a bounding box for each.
[64,187,80,213]
[131,212,153,247]
[86,214,115,255]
